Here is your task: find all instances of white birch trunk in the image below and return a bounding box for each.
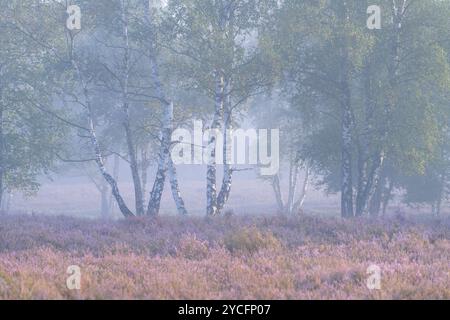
[168,156,188,215]
[206,71,224,216]
[341,89,354,218]
[70,49,134,218]
[217,84,233,212]
[338,2,354,218]
[147,101,173,216]
[293,164,310,214]
[145,6,188,216]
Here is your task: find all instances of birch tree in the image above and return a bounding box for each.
[162,0,276,216]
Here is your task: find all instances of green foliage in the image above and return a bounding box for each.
[0,1,67,196]
[262,0,450,211]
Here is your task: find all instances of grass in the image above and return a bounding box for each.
[0,213,449,299]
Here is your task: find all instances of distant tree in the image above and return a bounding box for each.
[0,1,66,210]
[252,93,311,215]
[265,0,450,218]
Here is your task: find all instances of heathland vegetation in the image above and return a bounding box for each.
[0,214,449,299]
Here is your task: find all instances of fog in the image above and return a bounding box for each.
[1,0,450,301]
[10,165,340,218]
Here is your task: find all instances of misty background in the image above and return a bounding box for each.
[1,0,449,219]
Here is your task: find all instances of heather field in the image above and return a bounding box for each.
[0,214,449,300]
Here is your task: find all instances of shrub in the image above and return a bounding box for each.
[224,227,282,254]
[177,234,210,261]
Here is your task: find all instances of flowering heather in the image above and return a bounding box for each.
[0,214,449,299]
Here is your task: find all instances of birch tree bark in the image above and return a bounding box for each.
[286,155,300,214]
[85,96,135,218]
[206,70,225,216]
[69,35,135,218]
[292,164,310,214]
[168,156,188,215]
[217,82,233,213]
[145,5,188,216]
[140,147,150,205]
[338,2,355,218]
[147,101,173,216]
[340,77,354,218]
[355,62,376,216]
[108,154,121,216]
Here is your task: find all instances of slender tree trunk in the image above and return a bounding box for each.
[337,2,354,219]
[108,154,121,216]
[293,164,310,213]
[355,147,368,216]
[370,172,391,217]
[370,185,382,216]
[147,159,167,216]
[141,147,149,205]
[435,170,446,216]
[168,156,188,215]
[207,1,232,216]
[89,123,134,217]
[124,117,145,215]
[271,174,284,214]
[271,162,310,215]
[148,102,173,216]
[217,85,233,213]
[145,7,188,216]
[89,119,134,218]
[356,152,385,216]
[365,152,385,212]
[70,51,134,218]
[286,156,300,214]
[145,7,170,217]
[381,178,394,216]
[206,71,224,216]
[341,83,354,218]
[356,62,378,216]
[120,2,145,216]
